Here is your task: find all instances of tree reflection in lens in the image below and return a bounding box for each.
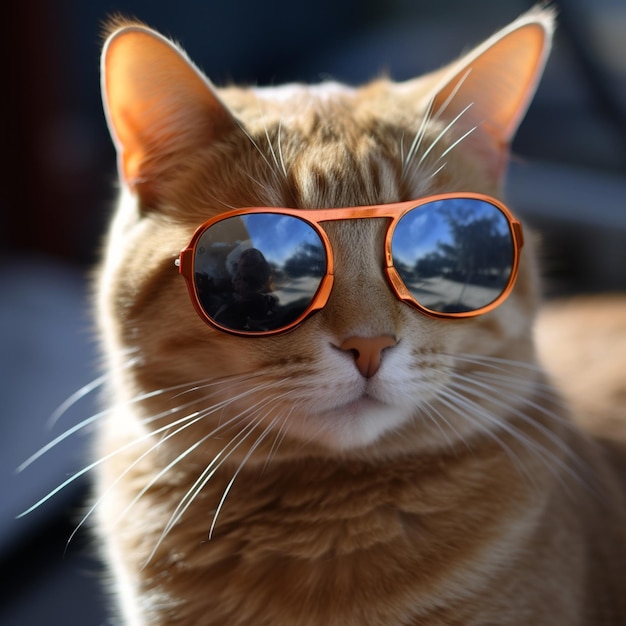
[392,199,514,313]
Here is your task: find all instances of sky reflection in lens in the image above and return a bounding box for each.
[391,198,514,313]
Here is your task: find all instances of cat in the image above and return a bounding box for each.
[94,7,626,625]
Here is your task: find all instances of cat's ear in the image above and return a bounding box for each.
[422,8,555,182]
[101,22,240,203]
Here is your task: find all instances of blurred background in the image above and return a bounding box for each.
[1,0,624,623]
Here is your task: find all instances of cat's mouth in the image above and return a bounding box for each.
[305,390,414,449]
[337,394,389,415]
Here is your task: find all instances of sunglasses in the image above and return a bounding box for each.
[177,192,524,336]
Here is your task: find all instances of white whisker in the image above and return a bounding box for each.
[277,119,288,179]
[147,389,292,562]
[16,409,203,519]
[47,373,109,429]
[432,125,477,165]
[444,380,588,492]
[146,418,258,564]
[435,389,538,488]
[209,414,281,539]
[431,68,472,123]
[417,102,474,167]
[402,95,435,178]
[67,409,207,546]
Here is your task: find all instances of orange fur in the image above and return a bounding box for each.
[95,8,626,625]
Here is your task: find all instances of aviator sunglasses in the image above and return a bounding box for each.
[177,192,524,336]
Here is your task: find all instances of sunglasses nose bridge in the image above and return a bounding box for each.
[319,220,403,338]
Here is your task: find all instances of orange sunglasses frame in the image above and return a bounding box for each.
[178,192,524,336]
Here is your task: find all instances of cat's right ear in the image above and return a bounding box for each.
[101,22,240,205]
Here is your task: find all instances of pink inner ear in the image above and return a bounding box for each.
[102,26,239,192]
[429,20,551,182]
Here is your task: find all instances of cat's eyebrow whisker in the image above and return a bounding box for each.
[245,95,289,191]
[263,120,283,182]
[417,102,474,168]
[237,120,281,188]
[432,124,478,166]
[276,118,289,180]
[402,94,435,179]
[426,162,448,181]
[402,68,474,181]
[430,68,472,124]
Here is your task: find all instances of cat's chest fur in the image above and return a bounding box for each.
[99,427,559,625]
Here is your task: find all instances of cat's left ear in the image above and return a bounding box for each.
[422,8,555,183]
[101,21,240,204]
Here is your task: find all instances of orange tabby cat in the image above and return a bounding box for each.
[96,8,626,625]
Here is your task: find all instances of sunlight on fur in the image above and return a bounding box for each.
[20,6,626,625]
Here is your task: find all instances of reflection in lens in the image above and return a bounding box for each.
[193,213,326,332]
[391,198,514,313]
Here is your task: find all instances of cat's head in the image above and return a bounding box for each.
[99,9,554,459]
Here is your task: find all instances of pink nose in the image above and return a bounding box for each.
[339,335,397,378]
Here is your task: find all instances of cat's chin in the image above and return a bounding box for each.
[302,396,415,451]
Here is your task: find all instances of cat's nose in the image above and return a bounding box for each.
[339,335,397,378]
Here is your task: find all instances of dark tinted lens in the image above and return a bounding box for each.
[391,198,514,313]
[193,213,326,332]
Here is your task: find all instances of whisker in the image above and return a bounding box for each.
[432,124,477,165]
[16,409,204,518]
[47,373,109,429]
[444,381,588,491]
[430,68,472,123]
[209,414,281,539]
[18,411,104,474]
[262,405,297,473]
[417,102,474,168]
[66,409,208,546]
[414,397,462,452]
[146,418,259,565]
[402,95,435,178]
[148,390,291,561]
[276,118,288,180]
[427,162,447,180]
[435,391,536,487]
[450,352,545,373]
[447,373,574,456]
[18,374,252,473]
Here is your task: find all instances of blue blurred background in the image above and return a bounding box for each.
[1,0,625,623]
